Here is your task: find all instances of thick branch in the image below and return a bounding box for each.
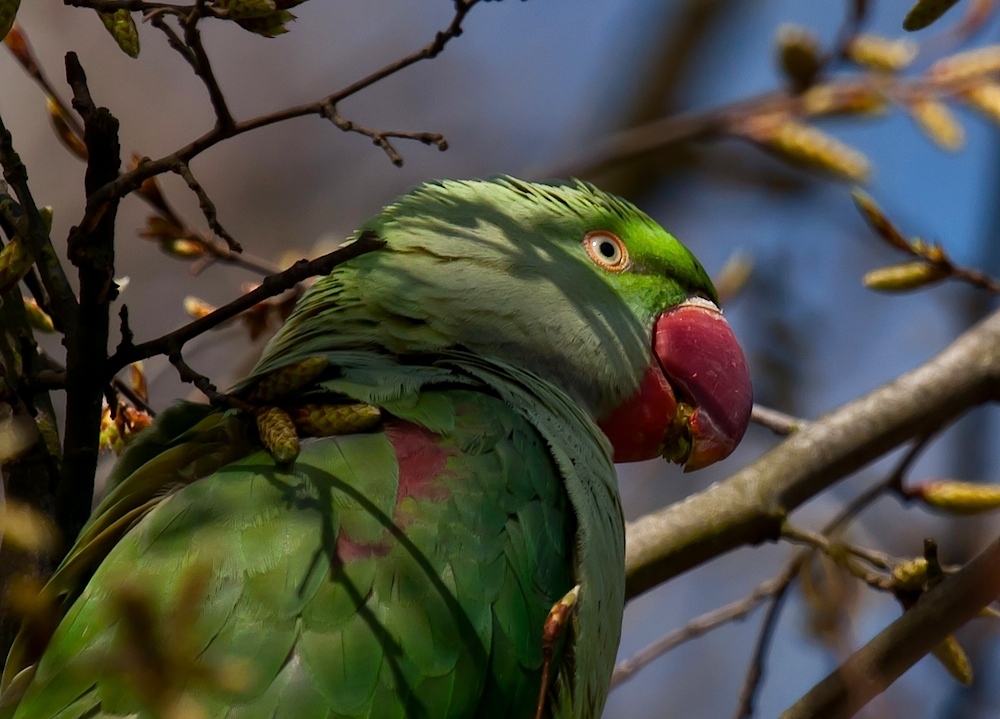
[57,53,122,545]
[780,531,1000,719]
[625,308,1000,600]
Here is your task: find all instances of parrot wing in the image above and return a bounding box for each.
[10,390,575,719]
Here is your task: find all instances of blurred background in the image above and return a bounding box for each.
[4,1,1000,716]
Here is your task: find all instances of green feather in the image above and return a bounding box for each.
[5,177,719,719]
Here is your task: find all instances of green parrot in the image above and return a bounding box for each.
[1,177,751,719]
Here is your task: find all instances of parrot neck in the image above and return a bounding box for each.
[441,353,625,719]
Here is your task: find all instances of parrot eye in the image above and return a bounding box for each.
[583,231,629,272]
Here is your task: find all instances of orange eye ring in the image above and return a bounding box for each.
[583,231,630,272]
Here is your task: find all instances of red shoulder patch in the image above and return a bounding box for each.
[334,421,456,565]
[384,420,455,503]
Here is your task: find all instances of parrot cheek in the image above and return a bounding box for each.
[598,365,678,463]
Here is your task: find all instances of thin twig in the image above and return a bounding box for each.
[728,435,936,718]
[149,14,197,68]
[168,352,252,411]
[172,160,240,251]
[613,433,937,705]
[781,531,1000,719]
[321,104,447,167]
[610,571,793,690]
[733,569,798,719]
[781,523,893,572]
[751,404,808,435]
[107,232,385,373]
[0,120,78,334]
[544,66,996,181]
[76,0,481,223]
[180,4,235,131]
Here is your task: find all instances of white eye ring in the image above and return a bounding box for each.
[583,231,629,272]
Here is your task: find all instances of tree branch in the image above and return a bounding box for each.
[625,308,1000,600]
[75,0,480,224]
[107,232,385,373]
[780,531,1000,719]
[57,53,122,545]
[0,126,77,335]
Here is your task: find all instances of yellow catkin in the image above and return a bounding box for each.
[98,10,139,58]
[98,421,123,455]
[759,120,871,182]
[909,99,965,150]
[846,34,917,72]
[903,0,963,31]
[932,635,973,685]
[46,96,87,160]
[290,403,382,437]
[166,239,205,259]
[890,558,928,591]
[251,357,329,401]
[863,262,948,292]
[255,407,299,464]
[802,85,887,117]
[1,501,56,555]
[962,82,1000,125]
[183,296,216,319]
[23,298,54,333]
[929,45,1000,84]
[917,479,1000,514]
[0,236,32,294]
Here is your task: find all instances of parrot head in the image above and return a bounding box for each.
[264,177,752,471]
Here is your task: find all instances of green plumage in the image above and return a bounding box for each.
[2,178,718,719]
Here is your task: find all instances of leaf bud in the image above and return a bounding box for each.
[913,479,1000,514]
[908,98,965,150]
[845,34,917,72]
[98,10,139,58]
[863,262,948,292]
[932,634,973,685]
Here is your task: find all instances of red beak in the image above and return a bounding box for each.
[654,298,752,471]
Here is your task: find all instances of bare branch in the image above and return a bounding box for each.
[179,3,235,131]
[171,160,239,251]
[58,52,122,545]
[149,14,197,69]
[751,404,808,436]
[611,571,792,690]
[108,232,385,373]
[0,123,77,334]
[731,435,932,718]
[780,531,1000,719]
[321,104,447,167]
[77,0,481,222]
[168,352,252,411]
[733,571,797,719]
